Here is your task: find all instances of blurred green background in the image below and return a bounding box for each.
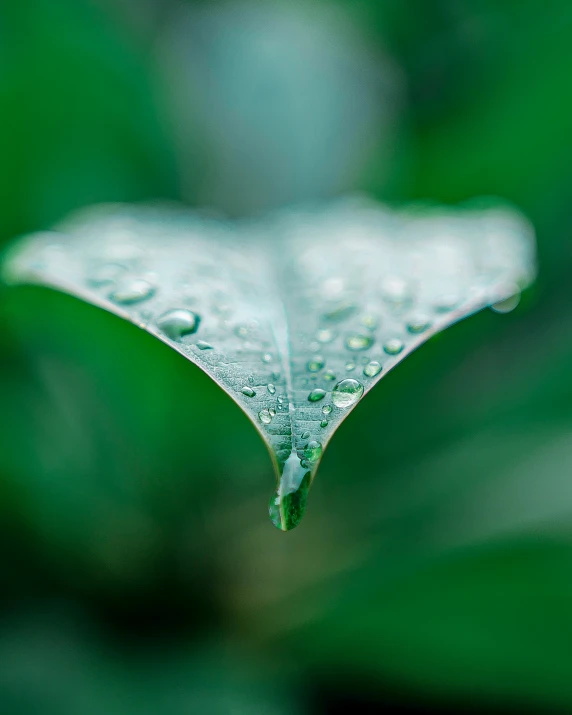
[2,1,572,712]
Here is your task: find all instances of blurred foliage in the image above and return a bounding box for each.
[2,0,572,712]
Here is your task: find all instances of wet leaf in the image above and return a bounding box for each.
[2,197,536,530]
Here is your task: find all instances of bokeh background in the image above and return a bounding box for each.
[2,1,572,712]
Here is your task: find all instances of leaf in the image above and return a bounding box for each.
[2,197,536,530]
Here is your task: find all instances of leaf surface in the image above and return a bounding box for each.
[2,198,536,529]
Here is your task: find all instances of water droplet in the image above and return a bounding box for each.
[322,404,332,415]
[235,325,249,338]
[303,440,323,462]
[196,340,213,350]
[332,378,364,408]
[384,338,404,355]
[407,315,432,334]
[320,420,328,428]
[109,278,155,305]
[212,303,233,317]
[157,309,200,341]
[269,408,276,417]
[434,293,460,312]
[316,328,337,343]
[259,409,272,424]
[269,452,311,531]
[307,356,325,372]
[262,352,273,363]
[323,303,357,323]
[382,277,411,307]
[345,361,356,371]
[88,263,126,286]
[363,360,382,377]
[491,290,521,313]
[323,369,336,381]
[308,388,326,402]
[345,334,374,351]
[267,383,276,395]
[241,386,256,397]
[361,314,378,330]
[301,431,311,439]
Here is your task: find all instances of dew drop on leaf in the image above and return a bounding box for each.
[267,383,276,394]
[407,315,432,334]
[308,388,326,402]
[258,409,272,424]
[316,328,337,343]
[332,378,364,408]
[303,440,323,462]
[363,360,382,377]
[88,263,126,286]
[241,386,256,397]
[345,361,356,371]
[157,309,200,340]
[307,356,325,372]
[195,340,213,350]
[345,333,374,351]
[323,369,336,381]
[322,404,332,415]
[384,338,404,355]
[109,278,155,304]
[361,314,378,330]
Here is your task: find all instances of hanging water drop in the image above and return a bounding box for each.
[308,388,326,402]
[157,309,200,341]
[109,278,155,305]
[307,356,325,372]
[384,338,404,355]
[269,452,311,531]
[258,409,272,424]
[491,289,521,313]
[345,333,374,351]
[303,440,323,463]
[332,378,364,408]
[363,360,382,377]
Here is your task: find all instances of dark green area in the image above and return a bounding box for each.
[2,1,572,712]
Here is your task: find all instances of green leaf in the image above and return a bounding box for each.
[2,197,536,530]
